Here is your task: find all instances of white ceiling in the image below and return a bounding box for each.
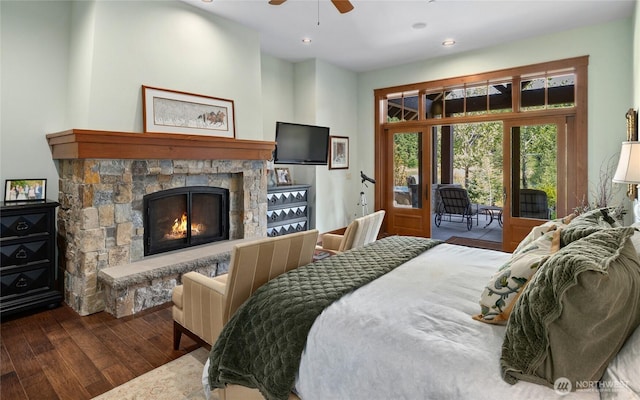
[182,0,635,72]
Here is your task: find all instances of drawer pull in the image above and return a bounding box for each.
[16,249,28,259]
[16,278,28,288]
[16,221,30,231]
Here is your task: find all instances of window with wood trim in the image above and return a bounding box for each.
[374,56,588,247]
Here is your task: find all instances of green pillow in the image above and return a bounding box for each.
[571,207,620,228]
[560,207,620,247]
[501,227,640,389]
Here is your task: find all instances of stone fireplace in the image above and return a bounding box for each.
[47,129,275,316]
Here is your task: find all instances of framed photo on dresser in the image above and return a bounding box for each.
[4,179,46,202]
[275,168,292,186]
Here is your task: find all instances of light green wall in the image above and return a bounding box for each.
[261,54,295,141]
[357,17,635,212]
[67,0,96,128]
[314,60,358,230]
[85,1,262,134]
[1,1,71,194]
[1,0,263,200]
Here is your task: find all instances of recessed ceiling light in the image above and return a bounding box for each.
[412,22,427,30]
[442,39,456,47]
[302,38,312,44]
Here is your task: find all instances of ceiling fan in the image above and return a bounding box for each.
[268,0,354,14]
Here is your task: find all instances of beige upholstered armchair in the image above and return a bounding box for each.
[171,229,319,350]
[317,210,385,254]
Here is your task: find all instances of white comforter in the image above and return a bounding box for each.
[295,243,600,400]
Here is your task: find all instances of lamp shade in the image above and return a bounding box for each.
[612,141,640,184]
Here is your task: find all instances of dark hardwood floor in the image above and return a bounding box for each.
[0,302,200,400]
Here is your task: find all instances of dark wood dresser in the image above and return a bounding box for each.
[1,200,62,318]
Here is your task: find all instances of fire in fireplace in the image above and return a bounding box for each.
[143,186,229,256]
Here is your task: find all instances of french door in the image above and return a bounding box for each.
[380,116,578,252]
[502,116,569,251]
[383,126,432,237]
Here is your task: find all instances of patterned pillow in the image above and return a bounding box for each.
[474,229,560,324]
[501,227,640,388]
[513,213,575,254]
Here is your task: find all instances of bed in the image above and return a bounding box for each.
[205,209,640,400]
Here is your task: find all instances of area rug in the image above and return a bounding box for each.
[93,348,219,400]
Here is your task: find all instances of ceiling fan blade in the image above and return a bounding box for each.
[269,0,287,5]
[330,0,354,14]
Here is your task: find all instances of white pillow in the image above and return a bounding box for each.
[513,214,575,254]
[600,324,640,399]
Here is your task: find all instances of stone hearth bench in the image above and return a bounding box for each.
[98,238,256,318]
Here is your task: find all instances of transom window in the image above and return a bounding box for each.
[385,69,576,122]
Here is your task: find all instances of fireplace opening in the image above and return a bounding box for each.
[143,186,229,256]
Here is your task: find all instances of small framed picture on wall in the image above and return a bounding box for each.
[329,136,349,170]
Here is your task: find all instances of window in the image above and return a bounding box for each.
[521,73,575,111]
[387,91,420,122]
[374,56,588,243]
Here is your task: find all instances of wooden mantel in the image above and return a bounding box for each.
[46,129,275,161]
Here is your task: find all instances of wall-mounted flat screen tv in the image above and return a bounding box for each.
[274,121,330,165]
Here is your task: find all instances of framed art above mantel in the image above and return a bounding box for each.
[142,85,235,138]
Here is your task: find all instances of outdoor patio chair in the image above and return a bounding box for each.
[519,188,550,219]
[434,186,479,230]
